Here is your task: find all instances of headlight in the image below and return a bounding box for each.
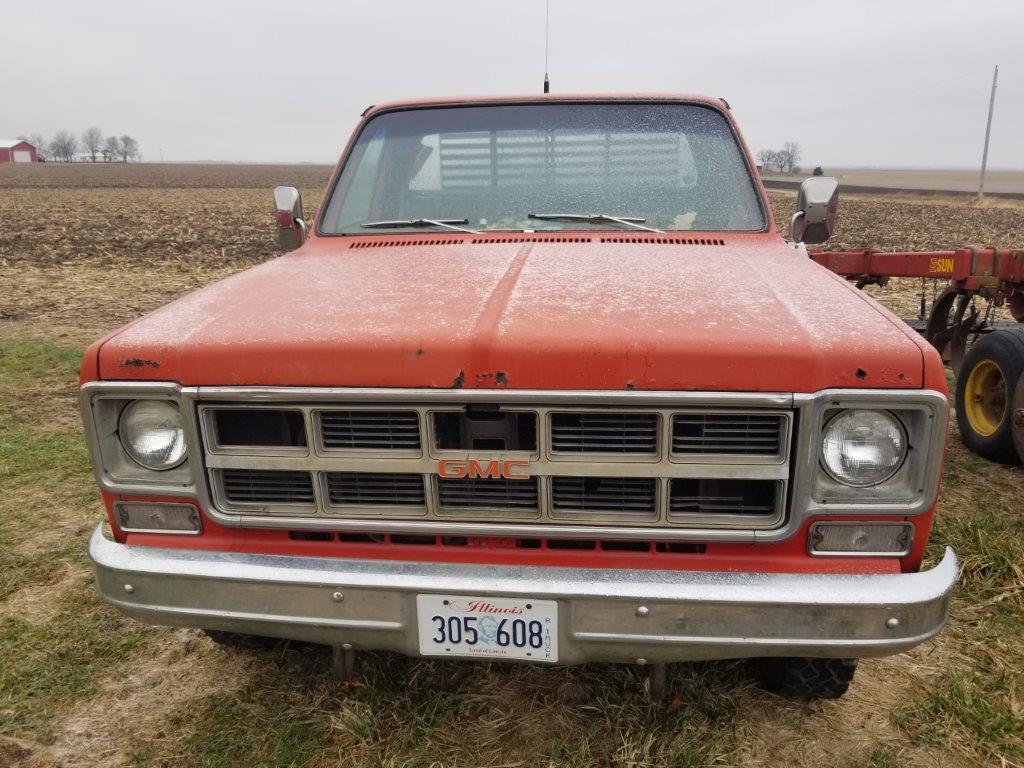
[821,409,906,487]
[118,400,187,470]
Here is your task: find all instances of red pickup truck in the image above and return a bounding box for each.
[81,94,957,700]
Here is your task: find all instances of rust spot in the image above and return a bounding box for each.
[494,371,509,387]
[120,358,160,369]
[855,368,868,379]
[475,372,494,386]
[452,370,465,389]
[414,348,425,357]
[625,380,636,390]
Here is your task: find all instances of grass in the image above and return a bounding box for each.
[150,652,739,768]
[0,595,152,740]
[884,423,1024,766]
[895,665,1024,762]
[0,340,96,600]
[0,339,138,744]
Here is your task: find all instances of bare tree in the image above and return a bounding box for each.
[781,141,802,174]
[756,149,778,173]
[18,133,48,161]
[118,134,140,163]
[50,130,78,162]
[82,126,104,162]
[774,148,791,174]
[103,135,120,162]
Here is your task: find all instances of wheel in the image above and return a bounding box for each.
[203,629,287,650]
[954,327,1024,463]
[753,658,857,700]
[1013,373,1024,463]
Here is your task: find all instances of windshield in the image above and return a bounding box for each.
[320,103,765,234]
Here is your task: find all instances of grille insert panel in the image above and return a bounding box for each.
[326,472,426,508]
[551,476,658,520]
[319,410,421,451]
[672,413,784,456]
[212,408,306,447]
[668,479,778,520]
[199,398,793,533]
[436,477,540,515]
[550,412,658,454]
[220,469,314,505]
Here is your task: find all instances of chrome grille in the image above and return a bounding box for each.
[436,477,539,515]
[550,412,658,454]
[220,469,314,505]
[200,398,791,532]
[319,410,420,450]
[551,477,657,521]
[672,414,784,456]
[326,472,425,508]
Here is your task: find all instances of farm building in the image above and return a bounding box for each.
[0,139,38,163]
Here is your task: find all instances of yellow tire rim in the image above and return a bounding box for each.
[963,359,1007,437]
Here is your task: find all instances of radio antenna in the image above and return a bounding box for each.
[543,0,550,93]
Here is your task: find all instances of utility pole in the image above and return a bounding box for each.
[978,64,998,199]
[543,0,550,93]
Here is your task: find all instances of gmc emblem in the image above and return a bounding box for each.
[437,458,530,480]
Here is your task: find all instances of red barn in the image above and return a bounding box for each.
[0,140,38,164]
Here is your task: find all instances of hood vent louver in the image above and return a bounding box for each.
[599,236,725,246]
[346,234,725,249]
[348,238,464,249]
[470,235,591,244]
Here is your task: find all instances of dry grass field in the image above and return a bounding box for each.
[1,164,1022,768]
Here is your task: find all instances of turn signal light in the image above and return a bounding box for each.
[115,502,202,534]
[808,522,912,556]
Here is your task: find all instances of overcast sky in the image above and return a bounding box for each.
[2,0,1022,168]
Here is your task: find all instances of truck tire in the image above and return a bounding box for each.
[1013,374,1024,463]
[203,629,285,651]
[955,326,1024,463]
[753,658,857,699]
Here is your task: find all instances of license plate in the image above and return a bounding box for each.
[416,595,558,662]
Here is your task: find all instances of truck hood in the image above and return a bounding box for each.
[97,234,926,391]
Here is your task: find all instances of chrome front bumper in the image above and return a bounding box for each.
[89,526,958,664]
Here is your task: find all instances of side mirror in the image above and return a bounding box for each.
[273,186,307,250]
[790,176,839,244]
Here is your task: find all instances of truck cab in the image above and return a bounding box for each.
[81,94,957,699]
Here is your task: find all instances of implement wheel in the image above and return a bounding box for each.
[955,327,1024,463]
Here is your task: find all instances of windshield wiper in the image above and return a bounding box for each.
[527,213,664,234]
[361,218,480,234]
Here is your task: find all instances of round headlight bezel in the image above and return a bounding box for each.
[820,409,908,488]
[117,399,187,471]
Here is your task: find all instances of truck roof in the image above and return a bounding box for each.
[363,93,729,118]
